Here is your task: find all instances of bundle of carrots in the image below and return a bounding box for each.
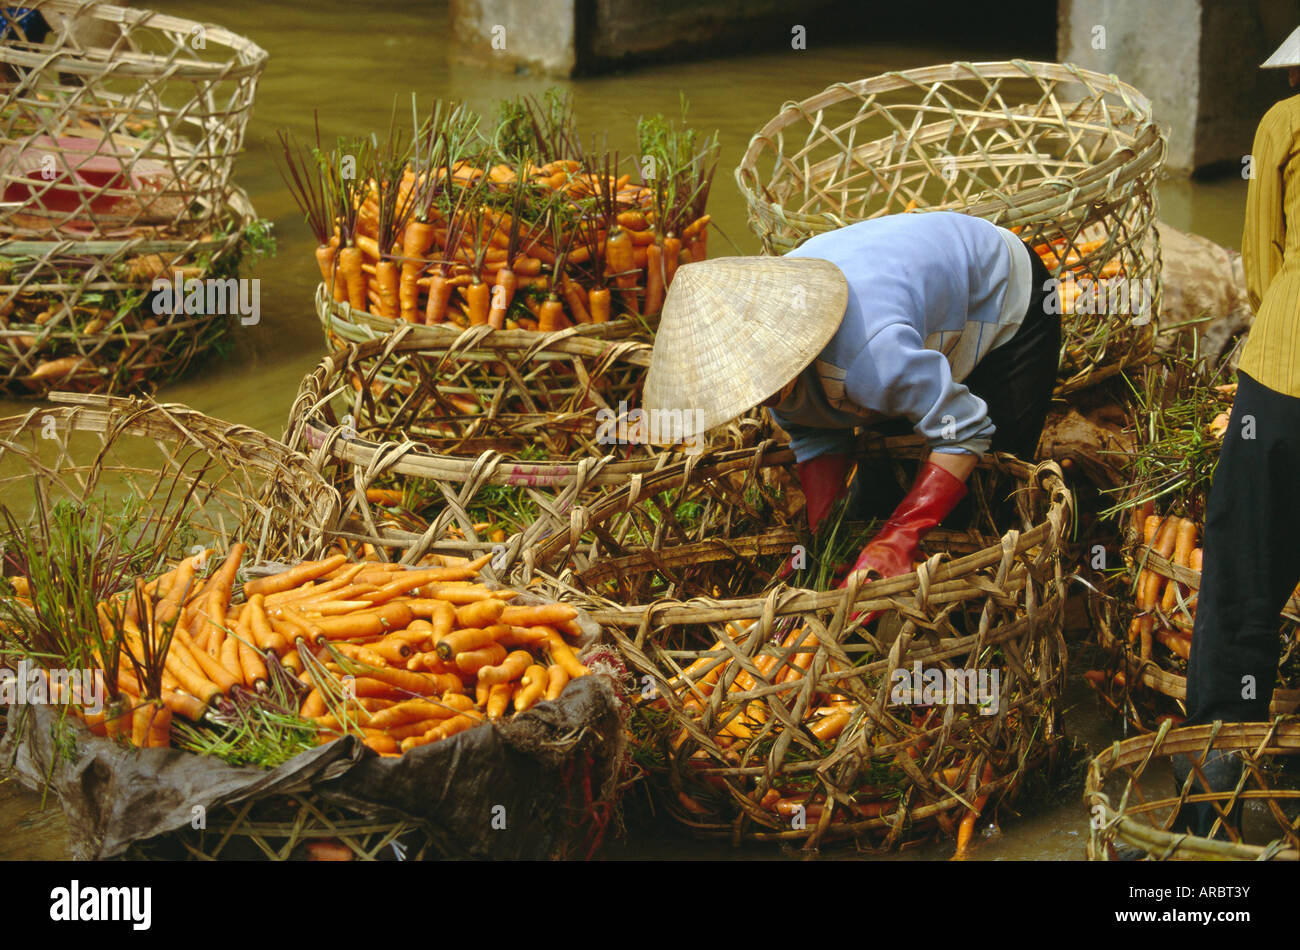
[11,546,591,756]
[1123,502,1300,668]
[1125,505,1203,664]
[660,619,995,852]
[278,93,717,334]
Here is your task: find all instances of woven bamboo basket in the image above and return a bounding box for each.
[735,60,1166,395]
[0,188,263,397]
[516,438,1074,850]
[1089,544,1300,732]
[283,323,769,569]
[1086,718,1300,860]
[0,392,337,564]
[315,283,647,351]
[124,795,433,861]
[1,1,267,240]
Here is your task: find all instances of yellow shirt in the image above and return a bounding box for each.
[1239,94,1300,396]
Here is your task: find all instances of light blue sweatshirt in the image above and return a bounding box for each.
[769,211,1033,461]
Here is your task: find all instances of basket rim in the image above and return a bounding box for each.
[1,1,268,77]
[313,283,648,348]
[0,392,341,563]
[1084,718,1300,860]
[524,449,1072,620]
[735,59,1165,237]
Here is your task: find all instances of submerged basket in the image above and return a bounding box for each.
[517,439,1074,850]
[315,284,647,350]
[284,324,766,568]
[735,60,1166,394]
[0,188,260,397]
[1086,718,1300,860]
[1089,545,1300,732]
[1,1,267,239]
[0,393,337,563]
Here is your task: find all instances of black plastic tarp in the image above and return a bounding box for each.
[1,674,626,860]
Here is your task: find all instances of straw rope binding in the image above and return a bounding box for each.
[735,60,1166,395]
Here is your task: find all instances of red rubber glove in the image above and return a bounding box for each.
[796,452,852,534]
[838,461,969,613]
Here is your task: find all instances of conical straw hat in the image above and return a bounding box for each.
[1262,25,1300,67]
[643,255,848,438]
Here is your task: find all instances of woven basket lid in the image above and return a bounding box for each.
[1263,25,1300,67]
[643,255,848,437]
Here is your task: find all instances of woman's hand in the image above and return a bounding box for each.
[837,451,975,620]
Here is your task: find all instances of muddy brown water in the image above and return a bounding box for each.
[0,0,1254,859]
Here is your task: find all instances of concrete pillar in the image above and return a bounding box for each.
[1058,0,1300,175]
[449,0,579,76]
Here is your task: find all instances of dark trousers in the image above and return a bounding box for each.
[962,244,1061,460]
[1185,370,1300,724]
[850,243,1061,519]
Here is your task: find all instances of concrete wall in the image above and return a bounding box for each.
[1059,0,1300,175]
[450,0,832,76]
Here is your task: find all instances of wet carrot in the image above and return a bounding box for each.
[131,702,154,748]
[487,682,512,719]
[643,243,665,315]
[454,597,507,628]
[248,594,289,655]
[237,634,268,688]
[954,762,995,860]
[313,602,414,641]
[454,642,508,675]
[369,697,467,729]
[499,603,577,627]
[545,663,570,701]
[244,555,348,598]
[588,286,611,324]
[512,664,548,712]
[172,628,239,693]
[545,630,588,679]
[436,624,509,660]
[363,732,399,755]
[478,649,532,685]
[358,666,448,696]
[809,707,852,742]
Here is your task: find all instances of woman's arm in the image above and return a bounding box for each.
[928,448,978,483]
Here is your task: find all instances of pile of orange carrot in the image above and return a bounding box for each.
[285,557,590,755]
[278,97,717,335]
[316,161,707,331]
[1126,506,1203,664]
[13,547,591,755]
[1125,502,1300,668]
